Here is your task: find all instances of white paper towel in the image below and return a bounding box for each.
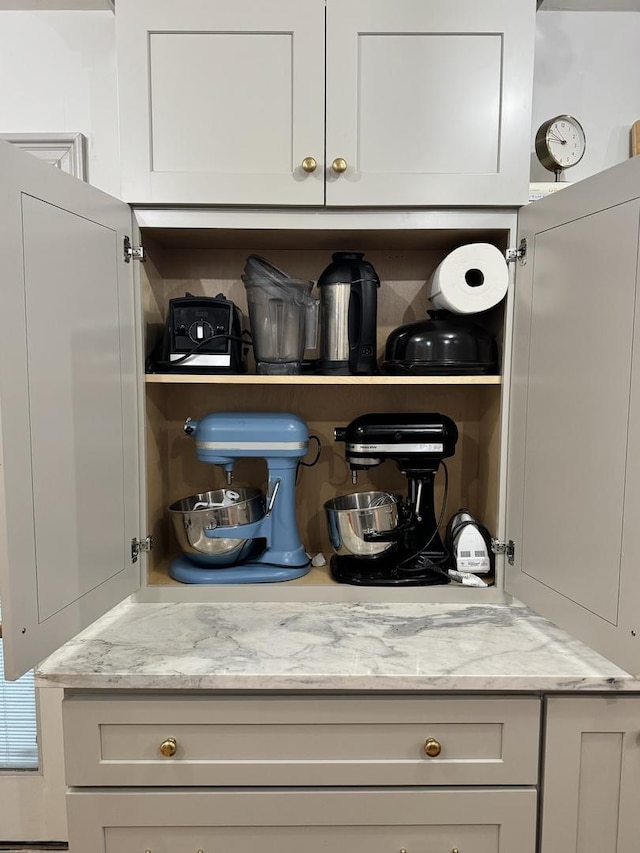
[429,243,509,315]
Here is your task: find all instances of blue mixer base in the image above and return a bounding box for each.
[169,555,311,584]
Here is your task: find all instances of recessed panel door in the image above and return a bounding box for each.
[542,697,640,852]
[0,140,139,679]
[116,0,325,205]
[507,155,640,676]
[326,0,535,207]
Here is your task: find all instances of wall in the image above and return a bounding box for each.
[0,10,119,196]
[1,10,640,197]
[531,11,640,183]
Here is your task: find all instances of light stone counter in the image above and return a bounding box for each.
[35,599,639,692]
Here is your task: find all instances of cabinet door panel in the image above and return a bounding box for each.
[356,33,502,175]
[149,33,295,176]
[326,0,534,206]
[519,204,636,622]
[116,0,324,205]
[508,156,640,675]
[0,140,139,680]
[541,697,640,853]
[22,196,128,621]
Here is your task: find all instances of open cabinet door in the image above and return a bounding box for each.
[0,141,140,679]
[506,156,640,677]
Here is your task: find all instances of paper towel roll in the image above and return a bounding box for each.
[429,243,509,315]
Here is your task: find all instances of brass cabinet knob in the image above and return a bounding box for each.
[301,157,317,173]
[159,736,177,757]
[331,157,348,174]
[423,737,442,757]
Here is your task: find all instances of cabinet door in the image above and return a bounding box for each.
[325,0,535,207]
[116,0,325,205]
[541,696,640,853]
[507,155,640,676]
[0,140,140,680]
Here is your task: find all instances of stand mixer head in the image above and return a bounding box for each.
[169,412,311,584]
[328,412,458,586]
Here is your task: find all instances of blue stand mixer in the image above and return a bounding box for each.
[169,412,311,584]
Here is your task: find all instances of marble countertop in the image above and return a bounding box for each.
[35,599,639,692]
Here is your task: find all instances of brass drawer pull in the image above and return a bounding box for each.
[159,736,177,757]
[331,157,348,174]
[423,737,442,757]
[301,157,317,173]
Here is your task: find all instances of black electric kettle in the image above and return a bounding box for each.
[316,251,380,375]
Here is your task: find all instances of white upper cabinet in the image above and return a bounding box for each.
[116,0,325,206]
[325,0,535,207]
[0,141,140,680]
[116,0,535,207]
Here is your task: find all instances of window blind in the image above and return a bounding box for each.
[0,608,38,769]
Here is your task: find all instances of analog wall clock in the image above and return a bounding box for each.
[535,114,586,178]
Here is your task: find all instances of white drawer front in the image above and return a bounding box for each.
[67,788,537,853]
[63,694,540,786]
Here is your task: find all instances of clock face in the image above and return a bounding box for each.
[535,115,586,173]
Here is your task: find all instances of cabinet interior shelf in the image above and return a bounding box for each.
[148,557,496,596]
[145,374,502,386]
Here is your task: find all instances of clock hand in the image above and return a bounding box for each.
[548,130,567,144]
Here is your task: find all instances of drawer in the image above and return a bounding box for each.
[67,787,538,853]
[62,694,540,786]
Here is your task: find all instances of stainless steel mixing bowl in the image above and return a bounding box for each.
[324,491,399,557]
[169,488,264,566]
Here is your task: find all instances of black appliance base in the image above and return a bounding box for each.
[317,360,379,376]
[380,361,495,376]
[330,554,451,587]
[318,361,352,375]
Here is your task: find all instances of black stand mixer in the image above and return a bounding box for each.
[327,413,458,586]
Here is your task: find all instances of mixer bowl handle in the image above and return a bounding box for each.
[362,528,402,544]
[362,502,412,541]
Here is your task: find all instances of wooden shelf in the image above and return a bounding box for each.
[145,374,502,386]
[146,558,496,600]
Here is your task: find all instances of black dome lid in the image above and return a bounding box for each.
[381,310,498,376]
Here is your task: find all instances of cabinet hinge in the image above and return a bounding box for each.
[131,535,153,563]
[124,236,145,263]
[491,538,516,565]
[505,238,527,265]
